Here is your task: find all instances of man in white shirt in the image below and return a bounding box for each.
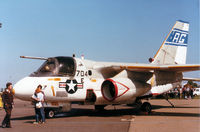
[31,85,45,124]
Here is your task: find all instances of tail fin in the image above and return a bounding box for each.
[152,20,189,65]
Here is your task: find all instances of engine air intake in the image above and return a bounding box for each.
[101,79,118,101]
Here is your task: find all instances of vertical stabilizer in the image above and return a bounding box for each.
[152,20,189,65]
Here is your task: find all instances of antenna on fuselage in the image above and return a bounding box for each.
[81,55,84,60]
[20,56,48,60]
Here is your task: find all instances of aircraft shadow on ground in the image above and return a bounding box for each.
[151,105,200,109]
[10,104,200,121]
[11,116,35,121]
[57,105,200,118]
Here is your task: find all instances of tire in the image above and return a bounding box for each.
[45,110,55,118]
[140,102,152,114]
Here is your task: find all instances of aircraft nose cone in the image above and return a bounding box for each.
[13,80,23,98]
[13,77,36,101]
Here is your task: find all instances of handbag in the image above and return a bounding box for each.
[36,102,42,108]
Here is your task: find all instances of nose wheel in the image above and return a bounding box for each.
[45,109,55,118]
[140,102,152,114]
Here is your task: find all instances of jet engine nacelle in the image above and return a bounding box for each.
[101,78,151,103]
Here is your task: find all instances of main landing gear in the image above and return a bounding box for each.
[140,102,152,114]
[128,99,152,114]
[134,99,152,114]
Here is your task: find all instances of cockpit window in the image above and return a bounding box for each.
[30,57,76,77]
[40,61,55,73]
[57,57,75,76]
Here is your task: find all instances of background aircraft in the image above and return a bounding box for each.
[13,20,200,118]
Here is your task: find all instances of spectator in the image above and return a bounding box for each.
[189,88,194,99]
[1,82,14,128]
[182,87,186,99]
[186,87,190,99]
[31,85,45,124]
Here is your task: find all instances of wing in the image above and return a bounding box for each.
[96,63,200,79]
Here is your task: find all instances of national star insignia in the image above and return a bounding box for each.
[67,80,77,92]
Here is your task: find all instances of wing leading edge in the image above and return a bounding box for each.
[118,64,200,72]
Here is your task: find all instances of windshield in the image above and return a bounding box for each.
[40,60,55,73]
[30,57,76,77]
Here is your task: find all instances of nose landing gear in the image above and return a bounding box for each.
[45,110,55,118]
[45,109,57,118]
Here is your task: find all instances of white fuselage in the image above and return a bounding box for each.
[14,57,153,107]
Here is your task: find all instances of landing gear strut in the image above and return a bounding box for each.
[165,94,175,108]
[165,98,175,108]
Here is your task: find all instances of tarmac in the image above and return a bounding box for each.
[0,99,200,132]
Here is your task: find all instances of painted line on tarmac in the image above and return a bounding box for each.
[121,118,133,122]
[128,116,136,132]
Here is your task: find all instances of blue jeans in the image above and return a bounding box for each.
[35,107,45,122]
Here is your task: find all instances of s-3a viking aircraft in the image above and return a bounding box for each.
[14,20,200,118]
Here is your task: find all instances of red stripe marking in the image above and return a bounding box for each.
[115,81,130,98]
[152,93,160,96]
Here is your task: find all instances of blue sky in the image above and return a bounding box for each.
[0,0,199,88]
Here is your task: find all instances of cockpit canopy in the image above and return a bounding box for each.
[30,57,76,77]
